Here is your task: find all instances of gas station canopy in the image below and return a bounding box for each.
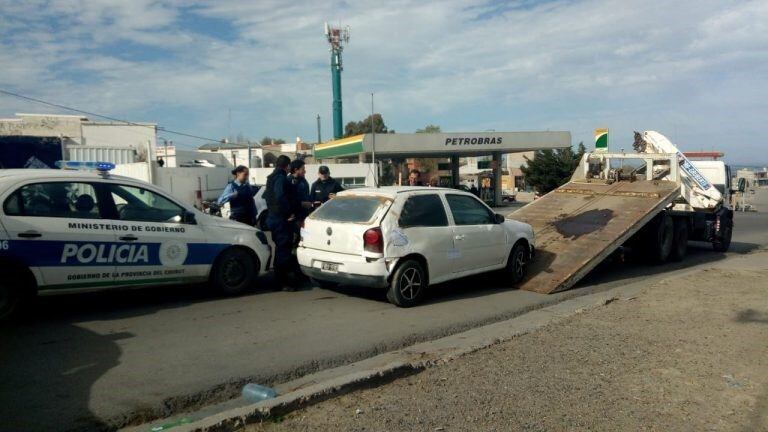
[313,131,571,159]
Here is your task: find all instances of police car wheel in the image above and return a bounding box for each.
[211,248,256,295]
[0,280,22,321]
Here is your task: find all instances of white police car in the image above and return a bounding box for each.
[0,162,271,319]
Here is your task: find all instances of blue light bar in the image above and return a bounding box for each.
[55,161,116,172]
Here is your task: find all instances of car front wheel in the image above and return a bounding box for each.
[387,260,427,308]
[211,248,257,295]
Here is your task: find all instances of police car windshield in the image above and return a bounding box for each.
[311,195,391,223]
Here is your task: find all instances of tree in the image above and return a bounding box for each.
[521,142,586,194]
[415,124,441,134]
[260,136,286,146]
[412,125,442,178]
[344,113,388,137]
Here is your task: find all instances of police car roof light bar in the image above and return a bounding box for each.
[55,161,116,172]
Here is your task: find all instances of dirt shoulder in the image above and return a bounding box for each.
[247,252,768,432]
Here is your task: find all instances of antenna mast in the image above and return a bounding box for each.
[325,22,350,140]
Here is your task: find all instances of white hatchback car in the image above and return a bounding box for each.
[0,165,271,319]
[298,187,535,307]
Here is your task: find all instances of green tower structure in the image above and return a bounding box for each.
[325,23,350,140]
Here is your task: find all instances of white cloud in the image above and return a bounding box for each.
[0,0,765,162]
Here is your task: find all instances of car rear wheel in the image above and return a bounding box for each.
[387,260,426,308]
[211,248,257,295]
[504,242,529,285]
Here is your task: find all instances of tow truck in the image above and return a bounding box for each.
[512,131,735,294]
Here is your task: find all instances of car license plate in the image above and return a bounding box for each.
[321,262,339,272]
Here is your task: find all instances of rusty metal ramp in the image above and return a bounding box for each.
[511,180,680,294]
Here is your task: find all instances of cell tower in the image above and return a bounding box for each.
[325,22,350,140]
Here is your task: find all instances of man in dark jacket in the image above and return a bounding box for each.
[263,155,295,289]
[310,165,344,204]
[288,159,312,220]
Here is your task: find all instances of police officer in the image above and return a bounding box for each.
[288,159,312,223]
[263,155,296,289]
[310,165,344,204]
[217,165,257,225]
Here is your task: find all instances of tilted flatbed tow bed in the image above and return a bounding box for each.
[510,131,734,295]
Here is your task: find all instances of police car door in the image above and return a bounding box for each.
[104,182,209,285]
[0,181,119,290]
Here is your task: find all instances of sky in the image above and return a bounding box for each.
[0,0,766,164]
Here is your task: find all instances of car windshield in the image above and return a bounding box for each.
[311,195,391,223]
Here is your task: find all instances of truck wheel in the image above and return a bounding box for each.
[713,224,732,252]
[211,248,257,295]
[669,218,688,262]
[387,260,426,308]
[504,242,528,285]
[648,213,674,263]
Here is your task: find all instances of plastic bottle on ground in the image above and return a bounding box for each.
[242,383,277,403]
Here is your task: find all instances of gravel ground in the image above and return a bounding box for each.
[247,253,768,432]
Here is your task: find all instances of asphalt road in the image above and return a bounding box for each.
[1,212,766,432]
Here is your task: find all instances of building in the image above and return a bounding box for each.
[0,113,157,166]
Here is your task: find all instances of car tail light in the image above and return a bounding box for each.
[363,227,383,253]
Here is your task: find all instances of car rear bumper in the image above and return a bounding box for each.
[300,265,388,288]
[297,246,390,288]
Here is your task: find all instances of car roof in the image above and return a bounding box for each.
[338,186,472,198]
[0,169,148,186]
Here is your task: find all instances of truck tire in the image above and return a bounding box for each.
[713,224,732,252]
[387,260,426,308]
[648,213,674,263]
[211,248,257,295]
[669,218,688,262]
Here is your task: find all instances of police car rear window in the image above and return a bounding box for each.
[3,182,101,219]
[311,195,390,223]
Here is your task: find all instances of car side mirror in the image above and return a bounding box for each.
[494,213,505,224]
[182,211,197,224]
[737,178,747,193]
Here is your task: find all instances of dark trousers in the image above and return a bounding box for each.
[267,216,295,282]
[230,212,255,226]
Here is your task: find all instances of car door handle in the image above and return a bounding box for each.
[119,235,138,242]
[18,230,42,238]
[454,235,465,241]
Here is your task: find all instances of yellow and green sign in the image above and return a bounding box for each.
[313,134,364,159]
[594,128,608,153]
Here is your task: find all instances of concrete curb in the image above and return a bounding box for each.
[129,280,649,432]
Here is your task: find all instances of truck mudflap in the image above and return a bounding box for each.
[511,180,680,294]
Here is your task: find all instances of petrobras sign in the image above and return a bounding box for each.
[444,136,503,146]
[676,152,712,190]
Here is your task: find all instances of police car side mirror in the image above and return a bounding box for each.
[494,213,506,224]
[182,211,197,225]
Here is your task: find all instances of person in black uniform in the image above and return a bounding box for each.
[288,159,312,221]
[263,155,296,289]
[309,165,344,204]
[217,165,258,225]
